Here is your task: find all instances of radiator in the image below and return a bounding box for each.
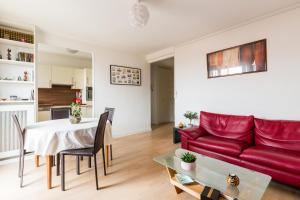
[0,110,27,153]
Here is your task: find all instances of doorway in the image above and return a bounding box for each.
[151,57,174,128]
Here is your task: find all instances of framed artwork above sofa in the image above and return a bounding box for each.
[207,39,267,78]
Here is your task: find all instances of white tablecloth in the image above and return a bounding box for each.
[24,118,112,156]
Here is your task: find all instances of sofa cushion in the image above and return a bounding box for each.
[200,111,254,144]
[254,118,300,152]
[189,135,250,157]
[240,145,300,175]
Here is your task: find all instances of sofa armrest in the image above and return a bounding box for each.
[178,126,207,140]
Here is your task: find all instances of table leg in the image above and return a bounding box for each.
[46,155,53,189]
[105,145,109,167]
[166,166,183,194]
[35,155,40,167]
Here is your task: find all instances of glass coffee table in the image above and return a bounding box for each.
[154,148,271,200]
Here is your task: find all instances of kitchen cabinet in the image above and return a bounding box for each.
[86,69,92,87]
[37,65,52,88]
[72,69,84,89]
[81,105,93,118]
[38,110,51,122]
[51,66,73,85]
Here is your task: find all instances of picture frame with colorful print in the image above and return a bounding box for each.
[207,39,267,78]
[110,65,142,86]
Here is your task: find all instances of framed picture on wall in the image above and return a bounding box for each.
[110,65,141,86]
[207,39,267,78]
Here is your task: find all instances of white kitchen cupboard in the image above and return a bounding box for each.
[37,65,52,88]
[51,66,73,85]
[86,69,92,87]
[72,68,84,89]
[38,110,51,121]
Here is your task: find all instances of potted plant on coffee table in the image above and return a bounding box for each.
[184,111,198,126]
[181,152,197,171]
[70,102,82,124]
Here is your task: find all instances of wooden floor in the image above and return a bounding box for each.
[0,123,299,200]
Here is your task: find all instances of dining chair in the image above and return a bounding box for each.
[60,112,109,191]
[12,114,30,187]
[104,107,115,160]
[50,107,71,176]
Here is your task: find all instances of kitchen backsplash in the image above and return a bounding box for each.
[38,85,80,106]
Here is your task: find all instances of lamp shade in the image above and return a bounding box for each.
[129,2,150,28]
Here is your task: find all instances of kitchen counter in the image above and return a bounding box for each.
[38,104,92,111]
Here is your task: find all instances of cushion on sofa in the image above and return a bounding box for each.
[254,118,300,152]
[240,145,300,175]
[188,135,251,157]
[200,111,254,144]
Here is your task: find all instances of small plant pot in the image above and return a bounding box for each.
[181,161,196,171]
[70,116,81,124]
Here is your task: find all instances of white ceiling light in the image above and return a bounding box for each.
[129,0,150,28]
[66,48,79,54]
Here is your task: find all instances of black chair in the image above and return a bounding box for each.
[60,112,109,191]
[50,107,71,175]
[104,107,115,160]
[12,114,30,187]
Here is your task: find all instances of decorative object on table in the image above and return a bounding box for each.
[180,152,196,171]
[178,122,185,129]
[17,76,22,81]
[129,0,150,28]
[110,65,141,86]
[184,111,198,126]
[0,26,34,43]
[227,173,240,187]
[0,53,2,59]
[226,185,240,199]
[7,48,11,60]
[70,101,82,124]
[201,186,221,200]
[23,71,28,81]
[207,39,267,78]
[175,173,194,185]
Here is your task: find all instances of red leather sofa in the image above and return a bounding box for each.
[179,111,300,188]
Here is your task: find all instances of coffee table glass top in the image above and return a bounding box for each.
[154,148,271,200]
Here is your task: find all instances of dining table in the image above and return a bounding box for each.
[24,118,112,189]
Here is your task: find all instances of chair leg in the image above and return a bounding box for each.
[61,154,65,191]
[53,155,56,166]
[94,154,99,190]
[110,144,113,160]
[102,148,107,176]
[76,156,80,175]
[18,149,22,177]
[88,156,92,168]
[20,150,25,187]
[56,154,60,176]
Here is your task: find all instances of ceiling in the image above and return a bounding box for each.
[0,0,300,55]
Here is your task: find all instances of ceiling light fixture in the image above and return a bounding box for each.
[129,0,150,28]
[66,48,79,54]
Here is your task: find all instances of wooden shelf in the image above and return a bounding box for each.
[0,59,34,67]
[0,80,34,85]
[0,38,34,48]
[0,100,35,104]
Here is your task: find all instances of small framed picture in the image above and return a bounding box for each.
[110,65,141,86]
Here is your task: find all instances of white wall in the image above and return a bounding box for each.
[174,8,300,125]
[36,30,151,137]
